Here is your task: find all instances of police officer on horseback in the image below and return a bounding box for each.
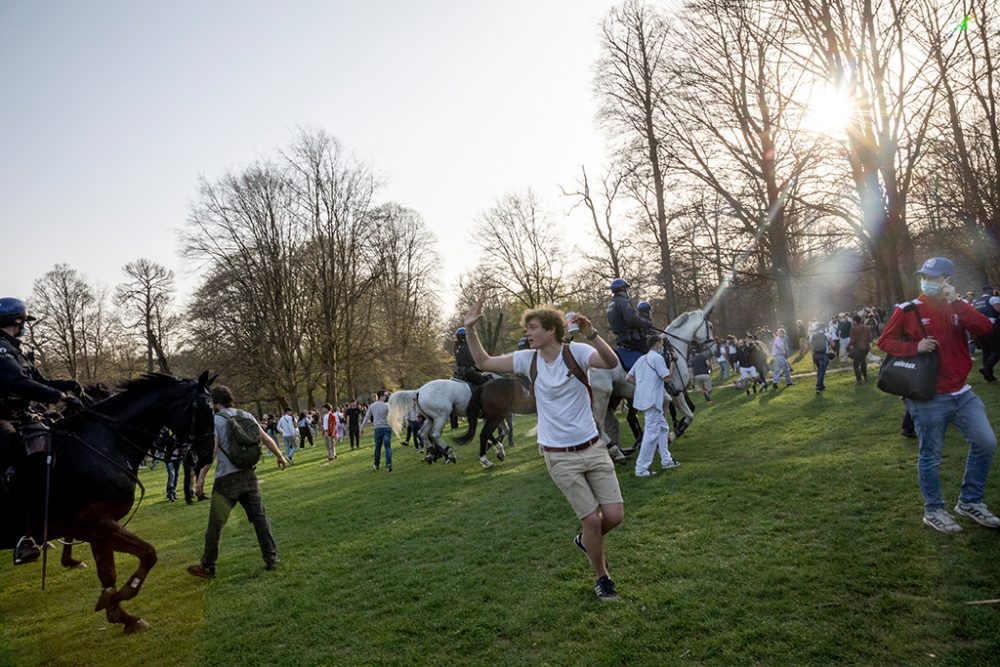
[971,285,1000,382]
[453,327,488,386]
[0,297,82,565]
[606,279,655,369]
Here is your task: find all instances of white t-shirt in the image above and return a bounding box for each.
[627,349,670,411]
[513,342,597,448]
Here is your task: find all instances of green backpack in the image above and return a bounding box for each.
[218,410,262,469]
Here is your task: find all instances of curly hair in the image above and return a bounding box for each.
[520,305,565,341]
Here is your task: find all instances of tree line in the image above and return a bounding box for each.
[23,1,999,403]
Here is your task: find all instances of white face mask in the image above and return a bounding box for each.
[921,279,943,296]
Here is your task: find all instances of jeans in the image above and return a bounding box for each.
[373,427,392,468]
[813,353,828,390]
[406,420,424,449]
[166,460,180,501]
[201,469,277,569]
[719,359,730,382]
[905,391,997,513]
[282,435,297,460]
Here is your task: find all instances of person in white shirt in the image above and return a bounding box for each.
[463,299,623,602]
[627,335,679,477]
[276,408,297,462]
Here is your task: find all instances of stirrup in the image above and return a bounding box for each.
[14,535,41,565]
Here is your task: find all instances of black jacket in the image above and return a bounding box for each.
[454,339,477,370]
[606,294,651,346]
[0,330,67,418]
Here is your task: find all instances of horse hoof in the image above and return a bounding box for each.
[496,449,505,462]
[69,560,88,570]
[95,587,116,612]
[124,618,150,634]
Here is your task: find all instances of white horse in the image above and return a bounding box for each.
[388,379,472,464]
[591,307,716,458]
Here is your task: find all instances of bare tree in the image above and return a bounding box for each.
[30,263,94,379]
[595,0,678,317]
[787,0,946,304]
[473,190,572,309]
[114,259,176,374]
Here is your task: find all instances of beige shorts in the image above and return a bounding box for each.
[693,374,712,392]
[542,443,623,520]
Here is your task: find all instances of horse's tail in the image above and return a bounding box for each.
[388,390,417,436]
[453,385,482,445]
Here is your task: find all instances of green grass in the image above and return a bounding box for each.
[2,364,999,666]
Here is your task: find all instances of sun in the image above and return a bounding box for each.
[803,82,856,138]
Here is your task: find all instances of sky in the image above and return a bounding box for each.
[1,0,620,309]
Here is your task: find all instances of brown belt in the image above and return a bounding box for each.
[542,436,599,453]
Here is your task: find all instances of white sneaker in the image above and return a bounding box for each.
[954,502,1000,528]
[635,469,656,477]
[923,509,962,533]
[661,460,681,470]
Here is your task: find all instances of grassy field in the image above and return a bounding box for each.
[2,358,999,666]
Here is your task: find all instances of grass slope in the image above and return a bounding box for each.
[1,363,998,666]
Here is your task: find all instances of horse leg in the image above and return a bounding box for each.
[493,419,506,461]
[89,539,145,632]
[478,424,493,469]
[626,403,642,444]
[89,519,156,633]
[61,541,87,569]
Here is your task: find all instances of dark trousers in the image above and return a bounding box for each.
[981,337,1000,376]
[851,348,869,381]
[813,354,829,390]
[405,420,423,448]
[349,426,360,449]
[298,426,313,449]
[182,459,194,502]
[166,460,180,500]
[201,469,277,569]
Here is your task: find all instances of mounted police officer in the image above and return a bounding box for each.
[0,297,82,564]
[453,327,488,386]
[605,279,655,370]
[971,285,1000,382]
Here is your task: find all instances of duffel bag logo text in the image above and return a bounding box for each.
[892,360,917,370]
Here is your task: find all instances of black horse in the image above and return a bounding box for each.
[0,372,216,633]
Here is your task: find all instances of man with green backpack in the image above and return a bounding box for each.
[188,385,288,578]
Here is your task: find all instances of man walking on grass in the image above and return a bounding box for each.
[628,334,679,477]
[188,385,288,578]
[878,256,1000,534]
[463,298,623,601]
[360,391,393,471]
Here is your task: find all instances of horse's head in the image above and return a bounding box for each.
[689,310,717,356]
[150,371,217,468]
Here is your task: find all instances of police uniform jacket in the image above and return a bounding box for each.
[454,339,477,370]
[0,330,68,418]
[606,294,651,346]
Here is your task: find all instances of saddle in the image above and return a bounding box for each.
[614,347,643,372]
[19,422,51,457]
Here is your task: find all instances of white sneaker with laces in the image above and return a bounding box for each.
[634,469,656,477]
[661,460,681,470]
[954,502,1000,528]
[923,508,962,533]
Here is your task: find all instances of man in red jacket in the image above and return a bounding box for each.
[878,257,1000,533]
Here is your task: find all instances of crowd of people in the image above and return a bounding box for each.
[2,253,999,602]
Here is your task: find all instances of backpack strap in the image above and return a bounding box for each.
[562,343,593,402]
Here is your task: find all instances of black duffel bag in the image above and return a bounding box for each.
[877,306,940,401]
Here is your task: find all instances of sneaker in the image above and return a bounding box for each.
[922,509,962,533]
[574,533,587,556]
[594,575,619,601]
[954,502,1000,528]
[900,429,917,438]
[661,460,681,470]
[635,469,657,477]
[372,464,379,471]
[187,563,216,578]
[387,465,393,472]
[13,536,40,565]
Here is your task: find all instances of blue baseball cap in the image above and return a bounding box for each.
[915,257,954,278]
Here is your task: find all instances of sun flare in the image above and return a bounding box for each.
[804,83,856,138]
